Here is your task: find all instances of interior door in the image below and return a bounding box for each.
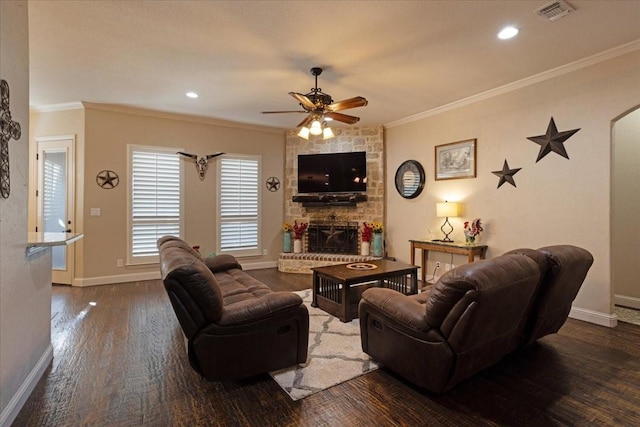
[36,136,75,285]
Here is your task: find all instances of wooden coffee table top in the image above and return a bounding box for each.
[312,259,417,283]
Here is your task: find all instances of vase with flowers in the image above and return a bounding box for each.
[463,218,483,245]
[282,222,293,253]
[361,222,373,256]
[370,221,384,257]
[293,220,308,253]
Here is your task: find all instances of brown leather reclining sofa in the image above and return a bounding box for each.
[359,245,593,393]
[157,236,309,381]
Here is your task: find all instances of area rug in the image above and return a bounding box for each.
[269,289,380,400]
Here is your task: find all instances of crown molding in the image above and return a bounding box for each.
[80,102,285,134]
[385,39,640,128]
[29,102,84,113]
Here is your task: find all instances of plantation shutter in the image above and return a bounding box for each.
[218,155,260,256]
[128,146,182,264]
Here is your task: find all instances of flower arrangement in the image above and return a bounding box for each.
[282,222,293,233]
[370,222,384,233]
[293,220,308,240]
[362,222,373,242]
[464,218,483,237]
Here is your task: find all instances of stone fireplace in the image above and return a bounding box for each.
[279,126,385,273]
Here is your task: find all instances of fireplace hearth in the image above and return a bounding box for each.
[307,221,359,255]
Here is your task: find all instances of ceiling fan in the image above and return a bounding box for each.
[262,67,368,138]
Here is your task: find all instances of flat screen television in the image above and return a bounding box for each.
[297,151,367,194]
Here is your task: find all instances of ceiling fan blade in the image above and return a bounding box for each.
[262,110,307,114]
[327,96,368,112]
[289,92,316,110]
[325,112,360,125]
[296,115,314,128]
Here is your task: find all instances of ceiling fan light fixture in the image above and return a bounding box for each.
[298,126,310,140]
[309,120,323,135]
[322,125,335,140]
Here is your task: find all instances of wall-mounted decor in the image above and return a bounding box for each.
[435,138,476,180]
[526,117,580,162]
[177,151,224,179]
[492,159,521,188]
[395,160,425,199]
[266,176,280,192]
[96,170,119,189]
[0,79,22,199]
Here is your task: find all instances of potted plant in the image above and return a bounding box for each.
[370,221,384,257]
[463,218,483,244]
[282,222,293,253]
[361,222,373,255]
[292,221,308,253]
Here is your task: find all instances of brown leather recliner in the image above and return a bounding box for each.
[359,245,593,393]
[158,236,309,381]
[504,245,594,346]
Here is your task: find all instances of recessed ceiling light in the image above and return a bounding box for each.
[185,92,199,99]
[498,26,519,40]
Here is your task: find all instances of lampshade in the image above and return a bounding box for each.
[436,202,460,218]
[309,120,323,135]
[322,125,335,140]
[297,126,310,140]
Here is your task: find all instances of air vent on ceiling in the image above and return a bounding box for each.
[535,1,575,21]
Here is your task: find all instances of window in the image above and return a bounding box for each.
[217,155,261,257]
[127,145,183,265]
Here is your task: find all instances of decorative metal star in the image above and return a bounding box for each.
[527,117,580,162]
[492,160,522,188]
[96,170,119,189]
[266,176,280,192]
[321,226,345,246]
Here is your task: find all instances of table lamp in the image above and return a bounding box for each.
[436,201,460,242]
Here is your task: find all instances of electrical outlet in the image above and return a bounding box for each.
[116,259,123,267]
[435,262,441,269]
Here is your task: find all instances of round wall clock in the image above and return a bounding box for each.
[96,170,119,189]
[394,160,425,199]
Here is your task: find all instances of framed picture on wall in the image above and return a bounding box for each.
[435,138,477,180]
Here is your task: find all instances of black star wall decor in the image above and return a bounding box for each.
[266,176,280,192]
[96,170,119,189]
[492,160,521,188]
[527,117,580,162]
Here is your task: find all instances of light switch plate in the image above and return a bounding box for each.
[90,208,101,216]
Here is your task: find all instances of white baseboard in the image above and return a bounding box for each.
[614,294,640,310]
[569,306,617,328]
[0,344,53,427]
[72,261,277,286]
[74,271,161,287]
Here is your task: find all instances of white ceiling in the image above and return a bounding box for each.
[28,1,640,130]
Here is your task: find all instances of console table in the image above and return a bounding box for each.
[410,239,488,282]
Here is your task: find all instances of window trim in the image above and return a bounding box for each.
[216,154,262,258]
[126,144,184,265]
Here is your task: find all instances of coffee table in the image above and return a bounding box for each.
[311,259,418,322]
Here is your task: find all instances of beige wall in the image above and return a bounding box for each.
[613,107,640,307]
[0,1,53,424]
[385,50,640,325]
[30,104,285,285]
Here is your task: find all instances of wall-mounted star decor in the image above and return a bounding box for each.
[96,170,119,189]
[266,176,280,192]
[492,160,522,188]
[527,117,580,162]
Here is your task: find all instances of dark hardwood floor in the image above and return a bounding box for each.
[13,269,640,426]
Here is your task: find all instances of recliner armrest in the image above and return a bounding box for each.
[218,292,304,326]
[204,254,243,273]
[360,288,430,333]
